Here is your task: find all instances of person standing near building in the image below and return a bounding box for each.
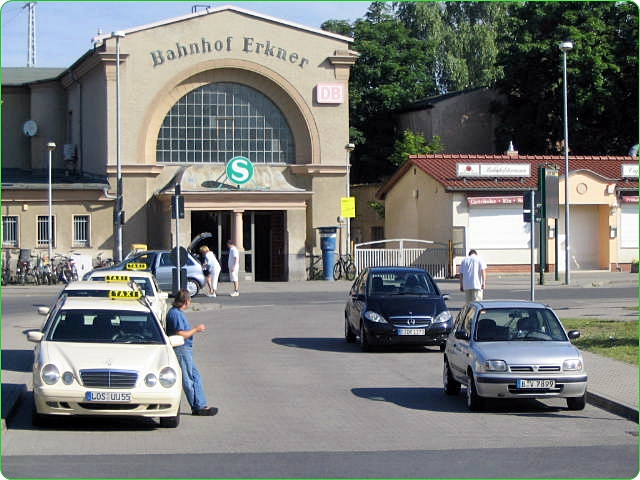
[199,245,221,297]
[165,289,218,416]
[227,239,240,296]
[459,249,487,303]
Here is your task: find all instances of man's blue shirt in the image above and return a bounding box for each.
[166,306,193,347]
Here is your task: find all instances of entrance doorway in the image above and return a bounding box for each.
[190,210,287,281]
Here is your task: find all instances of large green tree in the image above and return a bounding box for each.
[494,1,638,155]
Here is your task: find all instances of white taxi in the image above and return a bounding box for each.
[27,294,184,428]
[84,271,169,327]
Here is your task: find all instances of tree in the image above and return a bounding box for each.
[389,130,443,166]
[494,2,638,155]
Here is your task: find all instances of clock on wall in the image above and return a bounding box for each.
[22,120,38,137]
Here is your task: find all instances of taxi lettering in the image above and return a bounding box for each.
[105,275,130,282]
[108,290,142,299]
[125,263,148,270]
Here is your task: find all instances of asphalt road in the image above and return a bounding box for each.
[1,278,638,478]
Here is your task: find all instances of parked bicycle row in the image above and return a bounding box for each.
[306,252,356,281]
[0,250,114,286]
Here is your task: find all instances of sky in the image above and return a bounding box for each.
[0,1,371,68]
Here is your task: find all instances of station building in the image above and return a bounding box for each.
[1,5,358,281]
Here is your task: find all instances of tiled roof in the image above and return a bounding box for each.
[377,154,639,199]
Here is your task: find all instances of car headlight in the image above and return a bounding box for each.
[364,311,387,323]
[475,359,507,372]
[41,364,60,385]
[145,374,158,387]
[159,367,178,388]
[563,359,583,371]
[433,310,452,324]
[61,371,75,385]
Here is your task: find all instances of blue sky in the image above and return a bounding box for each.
[1,1,371,68]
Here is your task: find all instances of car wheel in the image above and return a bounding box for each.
[159,411,180,428]
[566,393,586,410]
[345,316,356,343]
[359,321,371,352]
[443,359,461,395]
[186,279,199,297]
[466,371,484,411]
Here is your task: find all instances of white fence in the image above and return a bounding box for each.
[353,239,450,279]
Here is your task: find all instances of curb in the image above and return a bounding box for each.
[587,392,639,423]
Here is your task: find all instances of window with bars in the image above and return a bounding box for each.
[2,216,18,247]
[156,82,295,164]
[73,215,90,248]
[37,216,56,248]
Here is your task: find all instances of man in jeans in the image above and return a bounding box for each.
[459,249,488,303]
[165,289,218,416]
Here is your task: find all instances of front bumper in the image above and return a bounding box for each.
[364,319,452,346]
[33,384,181,418]
[475,373,588,399]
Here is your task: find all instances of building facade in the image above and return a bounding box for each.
[378,152,639,274]
[1,6,359,281]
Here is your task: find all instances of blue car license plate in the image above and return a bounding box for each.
[397,328,425,336]
[85,391,132,402]
[516,379,555,389]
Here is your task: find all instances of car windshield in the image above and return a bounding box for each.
[47,309,165,344]
[474,308,568,342]
[368,272,437,296]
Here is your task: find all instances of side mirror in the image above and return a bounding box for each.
[442,294,450,301]
[454,330,469,341]
[567,330,581,340]
[37,306,50,316]
[27,331,44,343]
[169,335,185,347]
[159,292,169,300]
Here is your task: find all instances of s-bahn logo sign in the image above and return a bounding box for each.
[226,156,254,185]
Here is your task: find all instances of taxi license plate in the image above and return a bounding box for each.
[397,328,426,336]
[85,391,132,402]
[516,379,555,389]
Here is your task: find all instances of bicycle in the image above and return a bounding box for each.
[333,252,356,281]
[307,254,324,280]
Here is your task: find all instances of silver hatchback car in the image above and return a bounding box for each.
[443,300,587,411]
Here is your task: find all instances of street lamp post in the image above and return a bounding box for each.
[345,143,355,255]
[112,31,125,263]
[559,40,573,285]
[46,142,56,263]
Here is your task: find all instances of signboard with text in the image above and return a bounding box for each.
[341,197,356,218]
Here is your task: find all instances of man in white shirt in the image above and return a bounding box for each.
[227,240,240,296]
[459,249,487,303]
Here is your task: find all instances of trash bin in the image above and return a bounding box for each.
[317,226,339,281]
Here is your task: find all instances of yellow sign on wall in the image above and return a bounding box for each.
[341,197,356,218]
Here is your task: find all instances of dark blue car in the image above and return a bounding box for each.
[344,267,453,351]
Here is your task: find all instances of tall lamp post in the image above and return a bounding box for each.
[112,31,125,263]
[47,142,56,263]
[345,143,355,255]
[559,40,573,285]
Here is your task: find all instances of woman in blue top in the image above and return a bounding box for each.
[165,289,218,416]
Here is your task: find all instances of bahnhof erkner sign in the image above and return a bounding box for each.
[1,5,638,282]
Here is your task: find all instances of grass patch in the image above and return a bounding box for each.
[562,319,638,366]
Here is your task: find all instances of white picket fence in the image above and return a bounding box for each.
[353,238,450,279]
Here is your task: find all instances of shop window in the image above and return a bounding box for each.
[157,82,294,164]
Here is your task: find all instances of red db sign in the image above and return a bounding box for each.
[316,83,345,104]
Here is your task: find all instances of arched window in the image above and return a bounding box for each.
[156,82,294,164]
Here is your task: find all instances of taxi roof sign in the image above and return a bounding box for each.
[125,263,148,271]
[105,274,131,282]
[108,290,142,300]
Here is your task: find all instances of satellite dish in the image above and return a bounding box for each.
[22,120,38,137]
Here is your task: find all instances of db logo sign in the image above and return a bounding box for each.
[226,156,254,185]
[316,83,345,104]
